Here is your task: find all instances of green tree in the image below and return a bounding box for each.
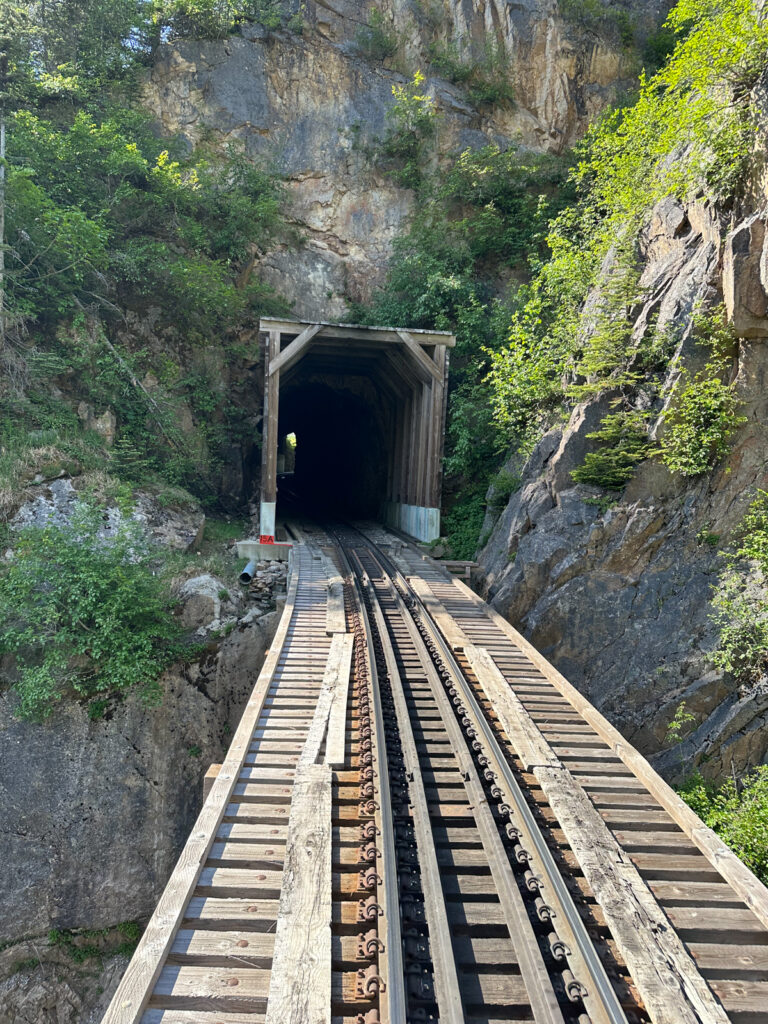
[0,504,185,720]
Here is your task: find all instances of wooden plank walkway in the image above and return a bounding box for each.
[104,544,347,1024]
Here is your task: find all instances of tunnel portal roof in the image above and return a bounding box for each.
[259,317,456,393]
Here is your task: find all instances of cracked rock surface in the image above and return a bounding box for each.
[477,193,768,780]
[0,605,279,946]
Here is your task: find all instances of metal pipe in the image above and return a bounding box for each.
[239,560,257,585]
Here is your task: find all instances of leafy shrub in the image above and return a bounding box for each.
[0,505,185,720]
[356,10,398,61]
[568,243,645,400]
[429,38,514,105]
[679,768,768,883]
[487,469,521,514]
[442,489,486,560]
[710,490,768,682]
[154,0,286,38]
[571,410,654,489]
[658,313,745,476]
[379,72,438,188]
[487,0,766,463]
[659,369,745,476]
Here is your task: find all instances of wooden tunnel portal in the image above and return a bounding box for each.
[259,318,455,543]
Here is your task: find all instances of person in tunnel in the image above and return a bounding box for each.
[278,382,387,520]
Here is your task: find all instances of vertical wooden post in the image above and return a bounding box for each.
[428,346,447,510]
[418,381,431,509]
[260,329,281,542]
[402,390,414,505]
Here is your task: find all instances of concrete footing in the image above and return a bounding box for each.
[383,502,441,543]
[237,539,293,562]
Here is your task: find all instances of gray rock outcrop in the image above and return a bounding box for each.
[477,191,768,780]
[0,604,278,945]
[142,0,656,317]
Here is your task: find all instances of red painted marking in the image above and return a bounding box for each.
[259,535,275,545]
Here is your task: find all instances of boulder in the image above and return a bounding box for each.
[176,573,242,630]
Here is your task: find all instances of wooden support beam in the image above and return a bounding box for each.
[264,762,332,1024]
[261,330,280,508]
[409,577,468,650]
[202,763,221,802]
[428,345,447,509]
[268,323,323,376]
[261,317,456,346]
[325,562,347,635]
[397,329,443,383]
[464,644,730,1024]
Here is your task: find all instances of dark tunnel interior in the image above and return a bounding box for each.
[277,381,389,519]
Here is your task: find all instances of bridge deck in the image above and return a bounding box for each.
[104,525,768,1024]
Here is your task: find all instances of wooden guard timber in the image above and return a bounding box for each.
[105,523,768,1024]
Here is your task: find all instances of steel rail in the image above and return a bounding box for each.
[332,542,407,1024]
[381,551,630,1024]
[349,549,466,1024]
[357,543,567,1024]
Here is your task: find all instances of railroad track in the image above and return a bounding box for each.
[104,523,768,1024]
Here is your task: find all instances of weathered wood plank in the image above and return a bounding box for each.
[397,329,443,383]
[464,645,561,771]
[169,929,273,965]
[451,577,768,933]
[299,633,354,768]
[409,577,468,650]
[325,577,346,635]
[142,1012,263,1024]
[268,322,322,376]
[151,965,270,1010]
[325,634,354,769]
[101,552,302,1024]
[264,763,332,1024]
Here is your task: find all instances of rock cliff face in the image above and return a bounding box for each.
[477,188,768,780]
[0,607,278,946]
[143,0,655,317]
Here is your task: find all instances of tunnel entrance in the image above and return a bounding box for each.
[258,318,455,543]
[278,381,388,519]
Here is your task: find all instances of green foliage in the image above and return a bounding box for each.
[356,10,399,61]
[487,0,765,473]
[664,700,697,745]
[659,312,745,477]
[710,490,768,683]
[568,242,645,400]
[379,71,438,188]
[428,38,514,106]
[558,0,636,48]
[571,410,654,489]
[442,488,487,560]
[2,79,287,501]
[487,469,520,514]
[0,505,186,720]
[6,111,285,331]
[679,768,768,884]
[578,0,768,230]
[153,0,288,38]
[48,921,141,963]
[696,529,720,547]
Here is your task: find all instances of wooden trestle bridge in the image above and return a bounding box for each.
[104,522,768,1024]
